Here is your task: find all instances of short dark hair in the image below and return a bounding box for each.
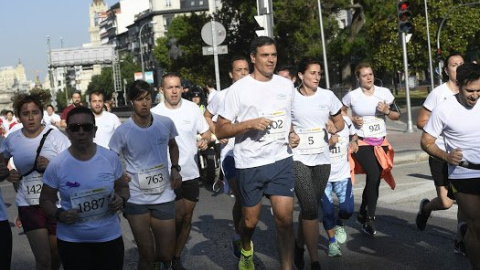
[160,73,182,88]
[297,57,323,75]
[72,91,81,98]
[128,80,153,102]
[12,93,45,118]
[66,106,96,126]
[355,62,373,78]
[456,63,480,89]
[89,91,105,101]
[249,36,276,55]
[46,104,55,111]
[230,55,249,72]
[445,52,464,66]
[277,65,296,76]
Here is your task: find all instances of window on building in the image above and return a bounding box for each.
[165,0,171,7]
[199,0,203,4]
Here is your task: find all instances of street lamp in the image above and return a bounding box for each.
[139,21,157,80]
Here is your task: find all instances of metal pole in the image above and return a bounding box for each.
[211,19,221,91]
[402,32,413,133]
[139,24,147,80]
[317,0,330,89]
[47,36,57,108]
[424,0,435,90]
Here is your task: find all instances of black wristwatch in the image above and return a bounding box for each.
[55,208,65,222]
[171,164,181,172]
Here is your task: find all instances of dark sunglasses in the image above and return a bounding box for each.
[67,123,95,132]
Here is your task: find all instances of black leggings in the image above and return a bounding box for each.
[293,162,331,220]
[57,236,124,270]
[353,145,388,218]
[0,220,12,270]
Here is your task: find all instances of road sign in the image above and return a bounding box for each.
[202,45,228,56]
[201,22,226,46]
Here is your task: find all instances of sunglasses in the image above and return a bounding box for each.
[67,123,95,132]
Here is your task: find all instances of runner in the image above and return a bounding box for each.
[0,167,12,270]
[342,62,400,236]
[151,73,210,270]
[216,36,296,270]
[60,91,82,128]
[204,55,250,258]
[321,114,357,257]
[0,93,70,270]
[109,80,182,270]
[40,106,129,270]
[89,91,122,149]
[415,52,467,255]
[421,62,480,269]
[291,57,344,270]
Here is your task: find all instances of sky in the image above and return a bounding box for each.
[0,0,117,81]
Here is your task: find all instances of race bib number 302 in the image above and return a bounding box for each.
[296,128,326,155]
[261,111,287,141]
[70,187,111,222]
[138,164,169,194]
[22,171,43,205]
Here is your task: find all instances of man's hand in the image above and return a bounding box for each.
[289,132,300,148]
[196,138,209,151]
[6,169,21,184]
[170,169,182,190]
[447,148,463,166]
[0,163,9,181]
[108,194,124,212]
[36,156,49,172]
[249,117,272,131]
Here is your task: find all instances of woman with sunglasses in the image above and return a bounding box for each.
[341,63,400,236]
[0,93,70,270]
[40,106,129,270]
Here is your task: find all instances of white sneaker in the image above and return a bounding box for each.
[334,226,347,244]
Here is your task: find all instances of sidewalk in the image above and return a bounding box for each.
[386,110,428,165]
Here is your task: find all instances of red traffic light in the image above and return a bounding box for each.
[398,1,409,11]
[397,0,412,33]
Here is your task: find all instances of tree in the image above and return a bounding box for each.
[29,87,52,105]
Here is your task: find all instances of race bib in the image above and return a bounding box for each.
[138,164,169,194]
[261,111,287,141]
[361,116,387,138]
[296,128,326,155]
[70,187,111,222]
[22,171,43,205]
[329,137,348,164]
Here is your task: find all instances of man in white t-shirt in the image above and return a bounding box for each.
[151,73,211,270]
[204,55,250,258]
[421,62,480,269]
[415,53,467,254]
[43,105,61,128]
[216,36,296,270]
[89,91,122,149]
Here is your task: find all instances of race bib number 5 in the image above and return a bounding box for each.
[70,187,110,222]
[138,164,169,194]
[261,111,287,141]
[22,171,43,205]
[296,128,326,155]
[361,116,387,138]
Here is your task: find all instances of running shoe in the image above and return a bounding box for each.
[311,261,322,270]
[334,226,347,244]
[212,179,223,193]
[294,242,305,270]
[232,237,242,259]
[356,209,367,225]
[171,257,186,270]
[328,241,342,257]
[238,242,254,270]
[362,218,376,236]
[453,240,467,256]
[415,198,431,231]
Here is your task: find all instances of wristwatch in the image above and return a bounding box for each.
[171,165,181,172]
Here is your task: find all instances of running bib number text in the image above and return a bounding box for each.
[22,172,43,205]
[261,111,287,142]
[296,128,326,155]
[329,137,347,163]
[70,187,110,222]
[361,116,386,138]
[138,164,168,194]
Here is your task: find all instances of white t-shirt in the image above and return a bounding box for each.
[151,99,209,181]
[292,88,343,166]
[342,86,394,138]
[94,111,122,149]
[424,96,480,179]
[218,74,295,169]
[42,112,61,126]
[109,115,178,205]
[422,83,456,151]
[329,116,356,182]
[207,89,217,104]
[43,146,123,242]
[207,89,235,161]
[0,128,70,206]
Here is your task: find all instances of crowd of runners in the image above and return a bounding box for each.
[0,36,478,270]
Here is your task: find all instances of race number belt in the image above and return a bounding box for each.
[138,164,169,194]
[329,137,347,163]
[22,171,43,206]
[70,187,111,222]
[296,128,326,155]
[361,116,387,138]
[261,111,287,141]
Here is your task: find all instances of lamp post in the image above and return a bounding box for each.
[317,0,330,89]
[139,21,157,80]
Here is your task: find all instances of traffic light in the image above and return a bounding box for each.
[397,1,413,33]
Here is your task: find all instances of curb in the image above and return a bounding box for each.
[394,150,429,165]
